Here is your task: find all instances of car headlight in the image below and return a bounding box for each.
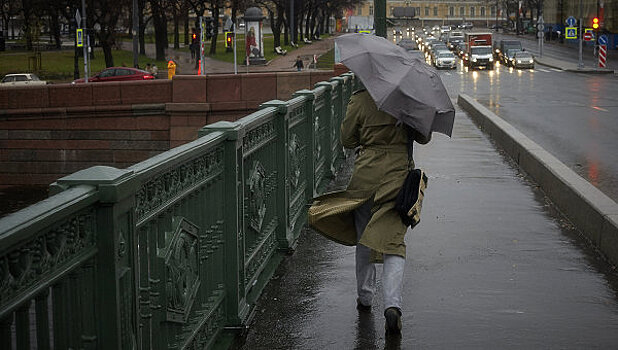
[472,57,477,62]
[529,59,534,63]
[517,60,522,64]
[489,57,493,62]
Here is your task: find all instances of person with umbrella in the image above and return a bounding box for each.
[308,33,455,335]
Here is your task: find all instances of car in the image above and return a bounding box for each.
[456,43,468,58]
[512,51,535,69]
[397,38,417,51]
[393,28,403,36]
[458,22,473,30]
[430,44,449,60]
[406,49,425,61]
[72,67,156,84]
[1,73,48,86]
[494,40,523,64]
[504,48,522,67]
[434,51,458,69]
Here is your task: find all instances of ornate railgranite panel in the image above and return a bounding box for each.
[160,217,201,324]
[244,219,278,287]
[135,147,224,224]
[288,105,306,128]
[243,120,276,156]
[0,208,96,312]
[175,287,225,350]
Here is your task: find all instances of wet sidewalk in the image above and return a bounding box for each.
[231,107,618,349]
[120,36,335,75]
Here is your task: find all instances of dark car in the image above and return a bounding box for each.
[72,67,155,84]
[397,38,417,51]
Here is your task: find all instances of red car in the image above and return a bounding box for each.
[72,67,155,84]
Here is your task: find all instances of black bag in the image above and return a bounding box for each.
[394,127,428,228]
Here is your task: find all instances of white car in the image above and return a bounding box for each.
[1,73,48,86]
[434,51,458,69]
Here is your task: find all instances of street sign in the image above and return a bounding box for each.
[75,10,82,27]
[599,44,607,68]
[565,27,577,39]
[566,16,576,27]
[537,31,545,38]
[599,34,608,45]
[584,32,593,41]
[537,23,544,31]
[76,29,83,47]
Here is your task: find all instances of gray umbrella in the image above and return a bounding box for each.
[336,33,455,138]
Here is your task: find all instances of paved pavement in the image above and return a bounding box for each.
[119,36,335,75]
[231,106,618,349]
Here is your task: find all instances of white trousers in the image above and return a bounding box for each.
[354,199,405,313]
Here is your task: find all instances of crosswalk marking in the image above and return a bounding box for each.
[550,68,564,72]
[537,68,551,72]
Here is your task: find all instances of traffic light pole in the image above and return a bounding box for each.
[199,16,206,76]
[81,0,88,82]
[233,22,237,74]
[578,0,584,68]
[132,0,139,68]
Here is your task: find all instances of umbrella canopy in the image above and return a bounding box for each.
[336,33,455,138]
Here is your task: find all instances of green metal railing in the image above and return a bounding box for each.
[0,73,355,349]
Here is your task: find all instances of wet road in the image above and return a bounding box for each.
[436,56,618,203]
[233,108,618,349]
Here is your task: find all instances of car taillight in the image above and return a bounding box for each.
[143,75,155,80]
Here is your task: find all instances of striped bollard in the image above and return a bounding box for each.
[598,45,607,68]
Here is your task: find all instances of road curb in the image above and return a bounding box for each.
[458,94,618,267]
[535,57,615,74]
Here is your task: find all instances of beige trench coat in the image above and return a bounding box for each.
[308,90,428,260]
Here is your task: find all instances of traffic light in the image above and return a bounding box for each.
[592,17,600,30]
[225,32,234,48]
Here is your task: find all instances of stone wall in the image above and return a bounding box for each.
[0,71,335,186]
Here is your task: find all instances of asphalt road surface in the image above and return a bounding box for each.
[436,52,618,203]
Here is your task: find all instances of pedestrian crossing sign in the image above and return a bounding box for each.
[565,27,577,39]
[76,29,83,47]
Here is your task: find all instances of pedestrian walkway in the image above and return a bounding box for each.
[119,36,335,75]
[535,55,615,73]
[231,106,618,349]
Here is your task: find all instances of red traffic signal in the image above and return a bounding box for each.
[592,17,600,29]
[225,32,234,48]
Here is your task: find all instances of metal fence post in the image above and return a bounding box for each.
[293,90,316,198]
[314,82,335,184]
[198,122,250,327]
[259,100,294,250]
[52,166,139,349]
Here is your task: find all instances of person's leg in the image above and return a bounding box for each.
[383,253,405,333]
[354,199,375,308]
[382,254,405,312]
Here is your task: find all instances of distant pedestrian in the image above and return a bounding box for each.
[151,64,158,76]
[293,56,304,71]
[145,63,152,73]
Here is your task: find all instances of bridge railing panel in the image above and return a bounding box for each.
[0,185,101,350]
[0,73,356,350]
[127,132,229,350]
[260,95,311,250]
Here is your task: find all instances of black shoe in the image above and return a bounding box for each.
[356,298,372,312]
[384,307,402,334]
